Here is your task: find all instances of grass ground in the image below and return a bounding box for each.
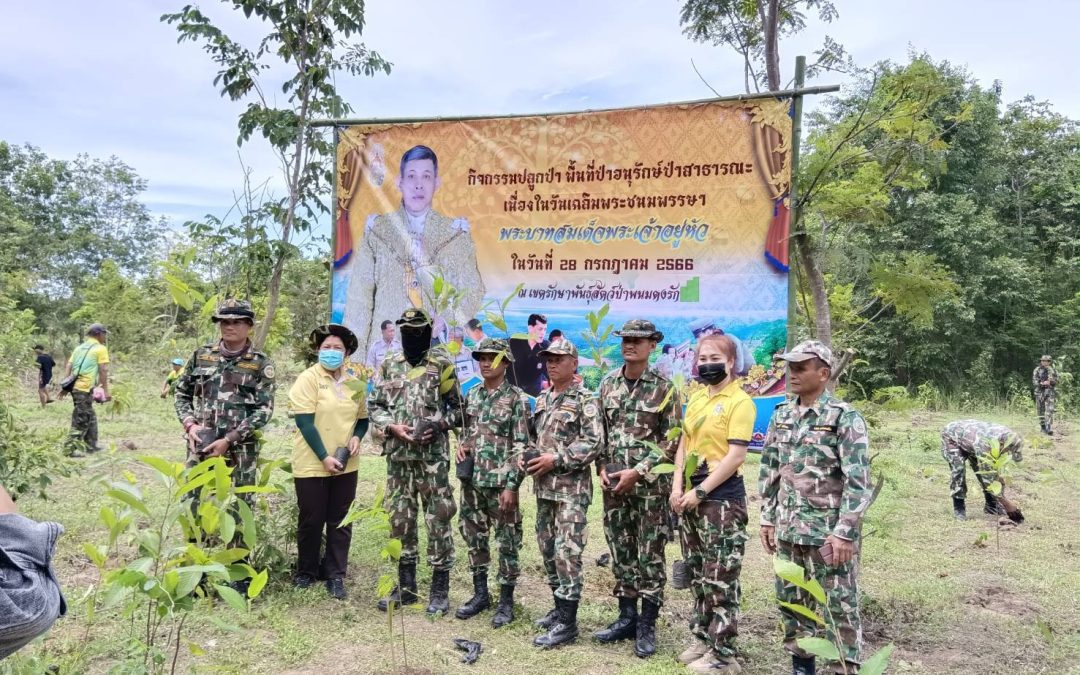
[2,368,1078,675]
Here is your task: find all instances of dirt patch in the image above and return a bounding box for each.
[965,585,1039,618]
[895,647,968,671]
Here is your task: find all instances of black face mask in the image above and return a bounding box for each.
[400,325,432,366]
[698,362,728,385]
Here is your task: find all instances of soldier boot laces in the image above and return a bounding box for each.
[536,592,560,629]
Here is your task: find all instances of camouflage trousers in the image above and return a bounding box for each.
[184,442,259,547]
[1036,389,1056,430]
[679,498,748,656]
[387,457,456,571]
[776,538,861,674]
[67,391,98,454]
[535,497,589,601]
[940,441,997,500]
[458,484,523,586]
[602,489,670,605]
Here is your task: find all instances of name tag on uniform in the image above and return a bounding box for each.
[811,424,837,433]
[775,422,794,430]
[198,355,220,364]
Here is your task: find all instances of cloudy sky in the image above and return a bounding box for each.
[3,0,1077,243]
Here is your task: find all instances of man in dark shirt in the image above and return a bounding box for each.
[33,345,55,408]
[508,314,549,397]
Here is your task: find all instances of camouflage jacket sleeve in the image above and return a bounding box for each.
[555,390,604,472]
[758,416,781,526]
[1048,367,1058,386]
[367,359,394,434]
[506,389,533,490]
[173,350,200,425]
[437,356,464,431]
[637,382,683,474]
[832,408,872,541]
[225,357,275,444]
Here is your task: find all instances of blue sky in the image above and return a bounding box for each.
[3,0,1077,248]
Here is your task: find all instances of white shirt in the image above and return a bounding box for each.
[366,337,400,370]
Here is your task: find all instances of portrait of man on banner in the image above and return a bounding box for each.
[340,143,485,356]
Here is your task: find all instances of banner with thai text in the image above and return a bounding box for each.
[330,99,793,448]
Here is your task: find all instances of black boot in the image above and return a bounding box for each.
[952,497,966,521]
[593,596,637,643]
[534,598,579,649]
[792,654,816,675]
[455,571,490,619]
[426,569,450,615]
[634,598,659,658]
[377,561,417,611]
[536,592,560,629]
[984,491,1006,516]
[491,584,515,628]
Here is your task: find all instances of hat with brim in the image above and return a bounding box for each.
[396,308,432,328]
[309,323,359,355]
[471,337,514,362]
[1040,355,1052,361]
[212,299,256,323]
[613,319,663,342]
[171,358,185,366]
[779,339,833,366]
[87,323,108,336]
[539,338,578,358]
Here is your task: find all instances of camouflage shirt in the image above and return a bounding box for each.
[597,366,682,495]
[368,350,463,462]
[529,382,604,506]
[941,420,1023,461]
[1032,366,1058,392]
[758,391,871,546]
[174,342,275,448]
[461,378,532,490]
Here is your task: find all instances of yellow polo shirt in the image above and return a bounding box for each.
[68,341,109,393]
[684,380,755,474]
[288,363,368,478]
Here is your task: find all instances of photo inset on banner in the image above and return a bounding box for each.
[339,144,485,356]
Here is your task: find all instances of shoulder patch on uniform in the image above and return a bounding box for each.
[852,417,867,434]
[583,402,598,417]
[263,365,275,379]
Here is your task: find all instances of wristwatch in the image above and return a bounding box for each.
[693,486,707,501]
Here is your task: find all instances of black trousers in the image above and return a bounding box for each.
[294,471,358,580]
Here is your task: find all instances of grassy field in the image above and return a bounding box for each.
[2,368,1078,675]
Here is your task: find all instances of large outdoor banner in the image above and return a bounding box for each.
[330,99,793,448]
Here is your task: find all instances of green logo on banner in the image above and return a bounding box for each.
[679,277,699,302]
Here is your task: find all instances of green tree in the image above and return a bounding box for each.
[162,0,392,351]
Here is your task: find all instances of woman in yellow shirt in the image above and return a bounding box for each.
[670,334,755,674]
[288,324,369,600]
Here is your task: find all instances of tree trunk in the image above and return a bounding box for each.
[763,0,781,90]
[794,229,832,346]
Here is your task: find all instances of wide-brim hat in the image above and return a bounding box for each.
[471,337,514,362]
[613,318,663,342]
[1040,355,1053,361]
[309,323,359,355]
[211,299,256,323]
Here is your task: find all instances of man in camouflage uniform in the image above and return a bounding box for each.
[1032,355,1058,435]
[940,420,1025,522]
[174,300,275,592]
[525,338,604,649]
[594,319,682,658]
[369,308,463,616]
[759,340,871,675]
[454,338,532,628]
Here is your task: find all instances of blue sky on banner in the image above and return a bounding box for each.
[2,0,1077,243]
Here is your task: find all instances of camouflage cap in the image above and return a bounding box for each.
[395,307,432,327]
[613,318,664,342]
[539,337,578,358]
[212,299,256,323]
[779,339,833,367]
[1040,355,1053,361]
[309,323,359,355]
[472,337,514,362]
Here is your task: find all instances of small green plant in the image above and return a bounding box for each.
[773,557,894,675]
[0,399,73,500]
[84,456,276,674]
